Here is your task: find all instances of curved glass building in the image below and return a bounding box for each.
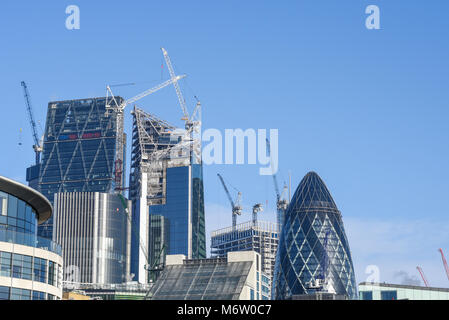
[0,175,63,300]
[272,172,357,300]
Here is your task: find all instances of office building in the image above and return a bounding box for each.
[359,282,449,300]
[272,171,357,300]
[148,251,269,300]
[211,220,279,284]
[63,282,152,300]
[28,97,126,239]
[0,175,63,300]
[53,192,132,285]
[129,107,206,283]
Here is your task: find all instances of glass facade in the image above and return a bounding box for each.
[273,172,357,300]
[148,164,206,259]
[0,286,55,300]
[148,260,253,300]
[0,251,62,287]
[0,191,37,235]
[36,97,123,239]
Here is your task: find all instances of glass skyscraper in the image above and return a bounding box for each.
[129,107,206,283]
[272,171,357,300]
[30,97,125,239]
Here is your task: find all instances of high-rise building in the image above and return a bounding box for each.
[129,107,206,284]
[52,192,132,285]
[272,171,357,300]
[211,220,279,284]
[29,97,126,239]
[0,175,63,300]
[148,251,269,300]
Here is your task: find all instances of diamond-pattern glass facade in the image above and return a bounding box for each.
[273,172,357,300]
[36,97,124,239]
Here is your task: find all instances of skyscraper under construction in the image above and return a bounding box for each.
[27,97,126,239]
[129,106,206,284]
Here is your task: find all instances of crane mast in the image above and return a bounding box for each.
[217,174,242,230]
[266,139,288,232]
[21,81,42,165]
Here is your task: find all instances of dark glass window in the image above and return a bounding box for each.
[381,290,397,300]
[360,291,373,300]
[32,291,46,300]
[48,261,56,286]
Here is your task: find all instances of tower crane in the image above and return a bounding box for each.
[161,47,202,164]
[417,266,430,287]
[106,74,186,191]
[252,203,263,226]
[438,248,449,282]
[217,174,242,230]
[266,139,289,232]
[21,81,43,165]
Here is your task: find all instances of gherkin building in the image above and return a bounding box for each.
[272,172,357,300]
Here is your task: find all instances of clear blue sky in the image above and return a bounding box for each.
[1,1,449,287]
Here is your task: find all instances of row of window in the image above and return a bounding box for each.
[0,286,58,300]
[359,290,398,300]
[0,251,61,288]
[0,192,37,234]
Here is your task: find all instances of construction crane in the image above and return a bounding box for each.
[266,139,289,232]
[417,266,430,287]
[252,203,263,226]
[161,48,202,135]
[217,173,242,230]
[106,74,186,191]
[21,81,43,165]
[438,248,449,282]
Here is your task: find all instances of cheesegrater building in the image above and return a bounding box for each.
[272,171,357,300]
[26,97,126,239]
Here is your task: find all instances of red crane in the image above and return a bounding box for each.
[438,248,449,281]
[417,266,429,287]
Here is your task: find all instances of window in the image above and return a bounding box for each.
[32,291,46,300]
[33,257,47,283]
[12,254,33,280]
[10,288,31,300]
[360,291,373,300]
[0,286,9,300]
[48,261,56,286]
[0,252,11,277]
[381,290,397,300]
[250,289,254,300]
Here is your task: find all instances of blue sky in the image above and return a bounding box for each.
[1,1,449,287]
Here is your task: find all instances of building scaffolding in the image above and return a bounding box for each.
[211,220,279,281]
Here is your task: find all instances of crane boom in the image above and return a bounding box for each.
[417,266,430,287]
[438,248,449,281]
[105,74,185,191]
[217,173,242,229]
[217,174,235,208]
[161,47,189,122]
[21,81,42,165]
